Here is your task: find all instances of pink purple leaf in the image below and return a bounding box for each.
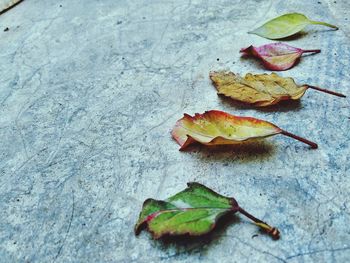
[240,43,320,71]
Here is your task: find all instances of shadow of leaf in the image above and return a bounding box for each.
[182,140,276,163]
[239,55,263,70]
[217,94,303,113]
[275,31,308,41]
[145,211,278,255]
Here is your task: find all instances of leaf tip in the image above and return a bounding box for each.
[240,45,253,54]
[134,222,143,236]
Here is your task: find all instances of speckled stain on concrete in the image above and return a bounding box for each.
[0,0,349,262]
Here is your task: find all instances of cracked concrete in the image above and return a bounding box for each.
[0,0,349,262]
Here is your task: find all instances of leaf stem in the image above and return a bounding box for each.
[301,49,321,54]
[238,207,280,239]
[310,20,338,30]
[281,130,318,149]
[307,85,346,98]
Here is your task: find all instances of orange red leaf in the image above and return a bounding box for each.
[172,110,317,150]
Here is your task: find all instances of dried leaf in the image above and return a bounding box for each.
[240,43,320,71]
[210,71,346,107]
[249,13,338,39]
[172,110,318,149]
[135,182,280,239]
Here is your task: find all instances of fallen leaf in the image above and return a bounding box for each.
[240,43,320,71]
[171,110,318,150]
[249,13,338,39]
[135,182,280,239]
[210,71,346,107]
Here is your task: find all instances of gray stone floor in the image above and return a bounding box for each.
[0,0,349,262]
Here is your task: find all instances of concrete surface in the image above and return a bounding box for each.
[0,0,349,262]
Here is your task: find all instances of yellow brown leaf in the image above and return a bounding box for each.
[210,71,345,107]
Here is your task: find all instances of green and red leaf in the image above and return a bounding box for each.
[135,182,280,239]
[135,182,238,238]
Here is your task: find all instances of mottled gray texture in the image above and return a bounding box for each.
[0,0,349,262]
